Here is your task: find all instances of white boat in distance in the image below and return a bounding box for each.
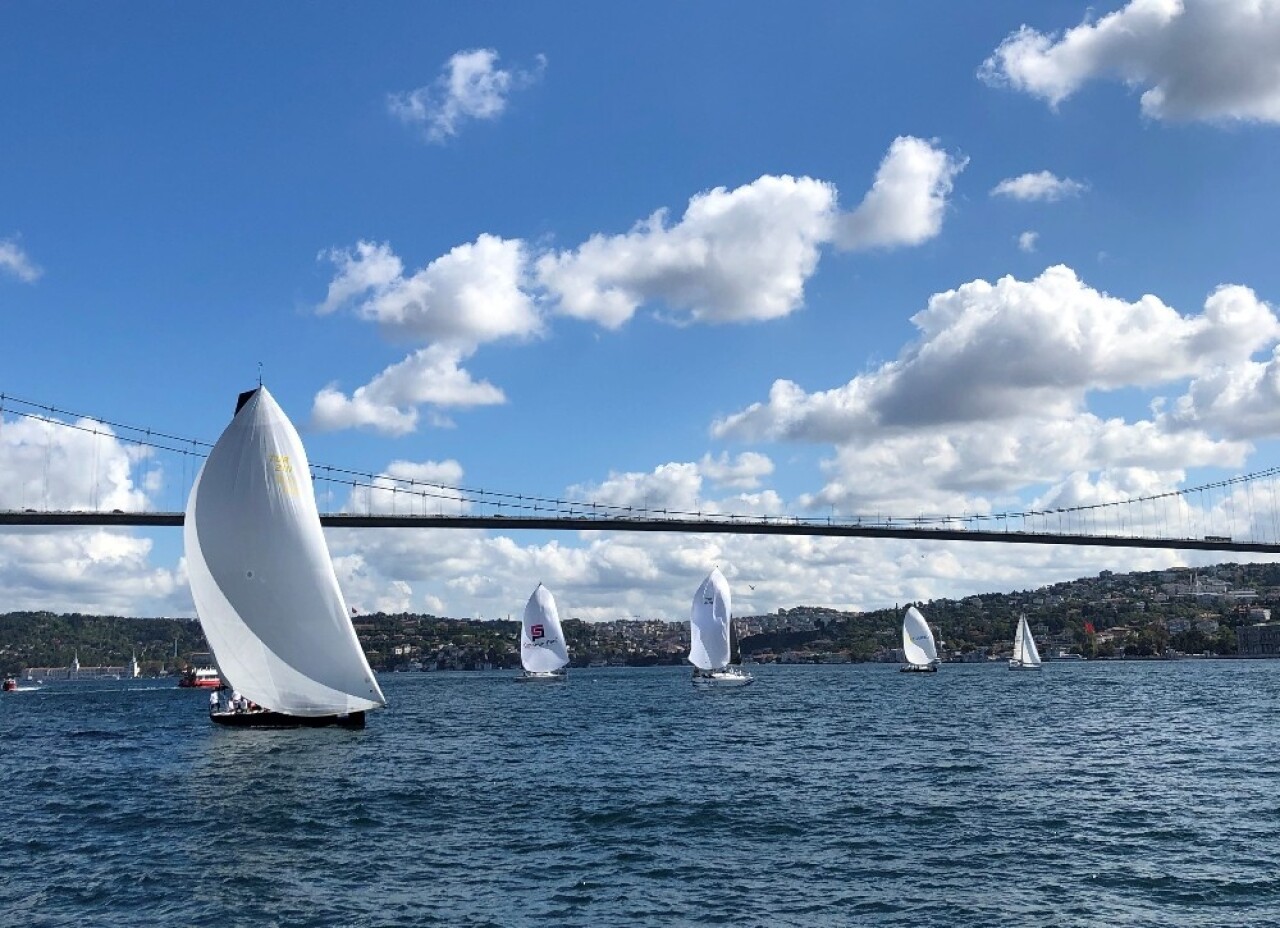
[185,387,386,728]
[1009,614,1043,671]
[900,606,940,673]
[516,584,569,682]
[689,568,753,687]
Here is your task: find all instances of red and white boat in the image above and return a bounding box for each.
[177,666,222,688]
[2,677,16,692]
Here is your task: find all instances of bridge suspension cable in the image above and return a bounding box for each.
[4,391,1280,548]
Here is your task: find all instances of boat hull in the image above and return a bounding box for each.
[692,669,754,687]
[514,670,567,683]
[1008,661,1042,671]
[210,709,366,729]
[900,663,938,673]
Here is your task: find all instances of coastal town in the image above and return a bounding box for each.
[3,561,1280,678]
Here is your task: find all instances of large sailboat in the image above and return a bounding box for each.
[185,387,386,728]
[516,584,570,682]
[1009,613,1043,671]
[689,568,753,687]
[900,606,940,673]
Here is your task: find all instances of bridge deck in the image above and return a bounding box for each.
[1,510,1275,552]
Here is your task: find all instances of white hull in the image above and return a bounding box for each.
[515,670,567,683]
[692,668,754,687]
[900,663,938,673]
[1008,660,1042,671]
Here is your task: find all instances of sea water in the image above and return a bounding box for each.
[2,661,1279,927]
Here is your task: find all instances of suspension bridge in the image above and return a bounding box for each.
[3,391,1280,554]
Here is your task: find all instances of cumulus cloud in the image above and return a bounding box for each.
[315,136,963,433]
[0,412,184,614]
[312,345,505,435]
[389,48,546,143]
[992,171,1088,201]
[1017,231,1039,253]
[0,236,41,283]
[715,266,1275,515]
[835,136,967,250]
[317,235,540,347]
[980,0,1280,123]
[311,235,536,435]
[536,174,837,328]
[698,451,775,490]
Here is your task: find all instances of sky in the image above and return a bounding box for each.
[3,0,1280,622]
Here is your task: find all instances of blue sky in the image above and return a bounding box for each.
[4,0,1280,620]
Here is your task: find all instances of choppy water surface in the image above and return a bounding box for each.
[3,661,1280,927]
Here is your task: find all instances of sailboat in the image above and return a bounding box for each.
[900,606,939,673]
[516,584,569,682]
[185,387,386,728]
[1009,613,1043,671]
[689,568,753,686]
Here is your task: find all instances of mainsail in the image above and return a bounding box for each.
[184,387,385,717]
[902,606,939,667]
[1012,614,1042,667]
[689,568,732,671]
[521,584,570,673]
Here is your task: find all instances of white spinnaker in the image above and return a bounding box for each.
[689,568,732,671]
[184,387,385,716]
[521,584,570,673]
[902,606,938,666]
[1017,615,1042,666]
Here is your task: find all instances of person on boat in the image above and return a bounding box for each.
[209,690,219,712]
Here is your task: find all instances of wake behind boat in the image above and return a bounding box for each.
[186,386,386,728]
[900,606,940,673]
[516,584,569,682]
[689,568,754,687]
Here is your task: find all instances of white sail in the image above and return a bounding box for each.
[184,387,385,716]
[1013,614,1042,667]
[689,568,732,671]
[902,606,938,667]
[521,584,570,673]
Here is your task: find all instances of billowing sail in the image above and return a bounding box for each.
[902,606,938,667]
[184,387,385,716]
[1013,615,1042,667]
[689,568,732,671]
[521,584,570,673]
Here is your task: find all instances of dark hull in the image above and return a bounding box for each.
[210,710,366,729]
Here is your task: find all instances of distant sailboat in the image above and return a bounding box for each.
[689,568,753,686]
[516,584,569,682]
[1009,614,1043,671]
[185,387,386,728]
[900,606,939,673]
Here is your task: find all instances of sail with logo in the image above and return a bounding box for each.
[900,605,940,673]
[517,584,569,681]
[185,386,386,727]
[689,567,753,686]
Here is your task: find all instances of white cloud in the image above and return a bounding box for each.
[980,0,1280,123]
[835,136,967,251]
[0,236,41,283]
[1018,231,1039,253]
[389,48,546,143]
[537,174,837,328]
[315,137,965,434]
[317,235,540,347]
[715,267,1275,514]
[698,451,775,490]
[992,171,1088,201]
[0,413,183,614]
[312,345,506,435]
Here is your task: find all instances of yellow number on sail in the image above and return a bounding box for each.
[270,454,298,495]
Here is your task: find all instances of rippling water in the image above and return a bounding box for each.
[4,661,1280,926]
